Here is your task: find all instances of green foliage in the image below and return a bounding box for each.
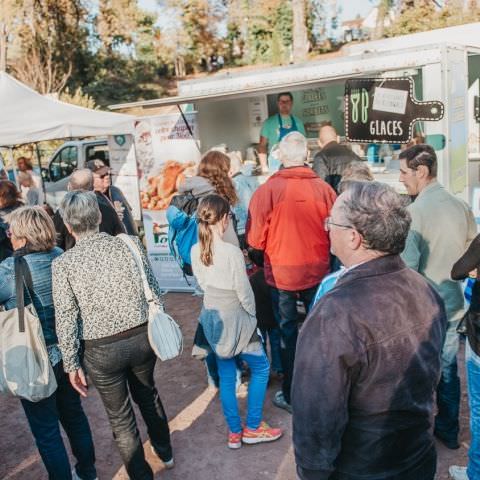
[5,0,480,109]
[59,87,97,109]
[386,0,480,37]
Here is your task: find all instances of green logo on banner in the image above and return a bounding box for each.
[114,135,126,146]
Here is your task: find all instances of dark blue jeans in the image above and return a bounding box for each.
[21,361,96,480]
[271,285,318,404]
[434,319,460,444]
[83,328,171,480]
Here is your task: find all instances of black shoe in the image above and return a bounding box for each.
[273,391,292,414]
[434,429,460,449]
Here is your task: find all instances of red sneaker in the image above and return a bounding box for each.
[228,431,242,449]
[242,421,283,445]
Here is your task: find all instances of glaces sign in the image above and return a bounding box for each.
[345,77,444,144]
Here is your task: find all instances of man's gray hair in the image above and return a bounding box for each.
[60,190,100,236]
[278,131,307,167]
[341,181,411,255]
[69,169,93,191]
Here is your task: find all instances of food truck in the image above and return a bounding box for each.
[109,23,480,290]
[111,22,480,210]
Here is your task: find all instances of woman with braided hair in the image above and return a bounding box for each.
[191,194,282,449]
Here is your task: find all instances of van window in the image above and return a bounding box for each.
[49,146,78,182]
[86,144,110,166]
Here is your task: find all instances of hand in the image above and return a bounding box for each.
[469,269,478,279]
[69,368,88,397]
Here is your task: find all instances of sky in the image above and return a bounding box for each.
[138,0,376,27]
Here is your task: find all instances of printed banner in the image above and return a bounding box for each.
[134,112,200,291]
[108,134,142,221]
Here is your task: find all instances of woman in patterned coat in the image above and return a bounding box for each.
[52,191,173,480]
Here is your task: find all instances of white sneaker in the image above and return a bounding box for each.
[150,446,174,469]
[449,465,468,480]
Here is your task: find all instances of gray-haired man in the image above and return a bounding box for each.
[400,144,476,450]
[53,169,125,250]
[247,131,336,413]
[292,182,446,480]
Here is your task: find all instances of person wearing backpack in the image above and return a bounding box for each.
[167,150,239,275]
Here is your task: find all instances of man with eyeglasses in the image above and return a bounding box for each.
[399,144,476,451]
[292,181,446,480]
[86,159,138,236]
[53,169,125,250]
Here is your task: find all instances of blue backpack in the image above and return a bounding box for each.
[166,192,200,276]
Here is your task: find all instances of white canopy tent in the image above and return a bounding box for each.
[0,72,134,147]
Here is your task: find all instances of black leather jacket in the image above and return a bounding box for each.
[292,255,447,480]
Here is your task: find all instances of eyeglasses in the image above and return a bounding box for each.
[324,217,353,232]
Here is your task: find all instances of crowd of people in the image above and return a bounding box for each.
[1,121,480,480]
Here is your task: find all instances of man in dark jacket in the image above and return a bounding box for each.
[54,169,125,250]
[312,125,361,192]
[292,181,447,480]
[86,159,138,236]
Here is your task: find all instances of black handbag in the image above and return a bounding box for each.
[458,308,480,357]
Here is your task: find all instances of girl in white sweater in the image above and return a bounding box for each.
[191,194,282,449]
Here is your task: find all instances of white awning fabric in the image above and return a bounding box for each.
[0,72,134,146]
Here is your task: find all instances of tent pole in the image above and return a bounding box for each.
[177,104,201,153]
[35,143,46,203]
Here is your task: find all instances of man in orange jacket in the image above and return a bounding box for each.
[246,131,336,412]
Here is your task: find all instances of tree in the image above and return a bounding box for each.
[169,0,229,73]
[292,0,308,62]
[12,0,89,93]
[97,0,140,54]
[0,0,24,71]
[373,0,395,40]
[386,0,480,37]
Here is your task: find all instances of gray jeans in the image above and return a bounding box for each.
[83,327,171,480]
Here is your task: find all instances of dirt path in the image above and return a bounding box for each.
[0,293,470,479]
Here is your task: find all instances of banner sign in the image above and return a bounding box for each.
[108,134,142,221]
[345,77,444,143]
[134,112,200,291]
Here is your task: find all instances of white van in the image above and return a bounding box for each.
[42,139,109,208]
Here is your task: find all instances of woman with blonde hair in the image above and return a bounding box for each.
[191,194,282,449]
[0,206,97,480]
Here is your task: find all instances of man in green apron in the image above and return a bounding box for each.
[258,92,306,173]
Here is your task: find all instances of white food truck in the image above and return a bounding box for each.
[110,23,480,222]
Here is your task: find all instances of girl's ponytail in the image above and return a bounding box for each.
[197,194,230,266]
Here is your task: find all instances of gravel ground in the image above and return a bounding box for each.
[0,292,470,480]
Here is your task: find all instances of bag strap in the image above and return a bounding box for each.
[14,257,36,333]
[118,234,155,303]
